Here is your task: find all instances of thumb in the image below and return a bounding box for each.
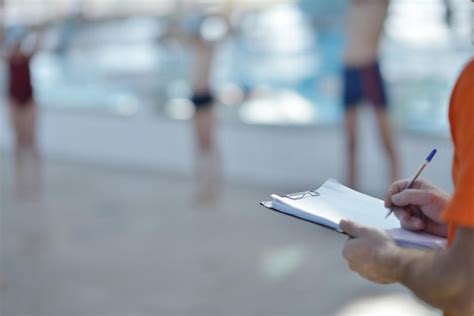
[339,219,366,237]
[391,189,432,207]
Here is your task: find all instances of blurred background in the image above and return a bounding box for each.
[0,0,472,315]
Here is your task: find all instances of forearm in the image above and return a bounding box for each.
[395,231,474,315]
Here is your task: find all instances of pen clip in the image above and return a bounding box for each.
[284,190,320,200]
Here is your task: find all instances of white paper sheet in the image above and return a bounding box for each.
[270,178,446,249]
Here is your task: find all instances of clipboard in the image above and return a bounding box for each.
[260,189,347,235]
[260,179,447,249]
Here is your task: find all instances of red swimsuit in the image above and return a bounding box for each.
[8,54,34,105]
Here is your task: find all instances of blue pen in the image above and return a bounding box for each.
[385,149,437,219]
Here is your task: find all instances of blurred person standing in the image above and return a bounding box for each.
[343,0,399,189]
[175,1,231,204]
[185,12,217,158]
[3,29,43,199]
[340,58,474,316]
[443,0,453,28]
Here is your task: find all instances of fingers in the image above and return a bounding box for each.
[391,189,433,207]
[384,179,411,208]
[342,239,354,262]
[393,208,409,223]
[423,221,449,237]
[384,179,426,208]
[393,207,425,231]
[340,219,368,237]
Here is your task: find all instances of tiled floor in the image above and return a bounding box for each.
[0,156,439,316]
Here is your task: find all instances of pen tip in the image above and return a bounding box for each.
[426,149,437,162]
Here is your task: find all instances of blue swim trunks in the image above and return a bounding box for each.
[343,61,388,110]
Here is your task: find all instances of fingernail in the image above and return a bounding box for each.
[391,194,399,204]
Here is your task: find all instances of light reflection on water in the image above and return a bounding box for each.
[0,0,471,133]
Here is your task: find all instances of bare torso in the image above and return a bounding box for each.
[344,0,389,66]
[190,38,215,93]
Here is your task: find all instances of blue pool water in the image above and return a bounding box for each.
[0,0,471,134]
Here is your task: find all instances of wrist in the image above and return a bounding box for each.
[386,246,414,283]
[374,242,408,284]
[392,247,438,285]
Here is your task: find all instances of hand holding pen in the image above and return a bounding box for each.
[385,149,437,219]
[384,149,450,237]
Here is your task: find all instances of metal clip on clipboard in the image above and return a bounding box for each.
[283,190,320,200]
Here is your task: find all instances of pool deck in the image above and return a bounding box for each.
[0,108,452,315]
[1,156,441,316]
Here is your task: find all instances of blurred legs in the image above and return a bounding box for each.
[344,107,357,189]
[374,107,399,185]
[8,100,42,200]
[193,106,221,206]
[194,107,215,154]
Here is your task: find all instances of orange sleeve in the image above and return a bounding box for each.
[441,60,474,230]
[442,165,474,228]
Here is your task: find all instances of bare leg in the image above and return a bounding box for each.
[8,101,24,196]
[345,107,358,189]
[9,100,41,199]
[190,34,220,206]
[374,107,399,185]
[193,107,215,154]
[192,106,221,206]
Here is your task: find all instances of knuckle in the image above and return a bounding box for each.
[392,193,402,204]
[426,190,436,204]
[359,227,369,235]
